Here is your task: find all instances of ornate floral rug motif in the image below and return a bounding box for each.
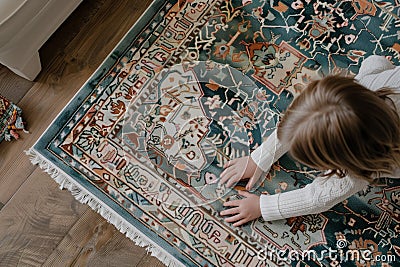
[29,0,400,266]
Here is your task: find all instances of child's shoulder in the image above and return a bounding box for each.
[357,55,396,76]
[355,55,400,93]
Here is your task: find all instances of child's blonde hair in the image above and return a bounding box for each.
[277,75,400,182]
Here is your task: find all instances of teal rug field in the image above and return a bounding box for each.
[28,0,400,266]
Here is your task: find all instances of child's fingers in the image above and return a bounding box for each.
[223,161,230,168]
[220,207,240,216]
[219,169,237,185]
[245,168,263,190]
[224,214,243,223]
[233,219,248,227]
[219,169,227,180]
[223,158,237,168]
[221,167,236,178]
[223,199,240,207]
[225,175,240,188]
[246,177,256,191]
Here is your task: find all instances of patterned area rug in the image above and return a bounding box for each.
[29,0,400,266]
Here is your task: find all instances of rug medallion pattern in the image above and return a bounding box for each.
[32,0,400,266]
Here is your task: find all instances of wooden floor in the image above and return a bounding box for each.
[0,1,165,266]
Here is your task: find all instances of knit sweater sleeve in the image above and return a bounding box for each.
[356,55,395,78]
[355,55,400,94]
[250,129,290,172]
[259,175,369,221]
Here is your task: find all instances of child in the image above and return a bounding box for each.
[219,55,400,227]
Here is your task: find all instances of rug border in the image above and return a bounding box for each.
[26,0,186,266]
[26,148,185,267]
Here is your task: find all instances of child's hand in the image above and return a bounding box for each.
[220,191,261,227]
[219,156,263,190]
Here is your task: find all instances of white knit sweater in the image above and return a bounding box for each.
[251,55,400,221]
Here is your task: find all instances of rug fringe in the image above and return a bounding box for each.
[25,148,185,267]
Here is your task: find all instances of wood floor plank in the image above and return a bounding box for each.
[38,0,108,69]
[0,0,153,206]
[0,168,88,266]
[43,209,152,267]
[0,66,34,104]
[41,0,154,76]
[0,59,93,205]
